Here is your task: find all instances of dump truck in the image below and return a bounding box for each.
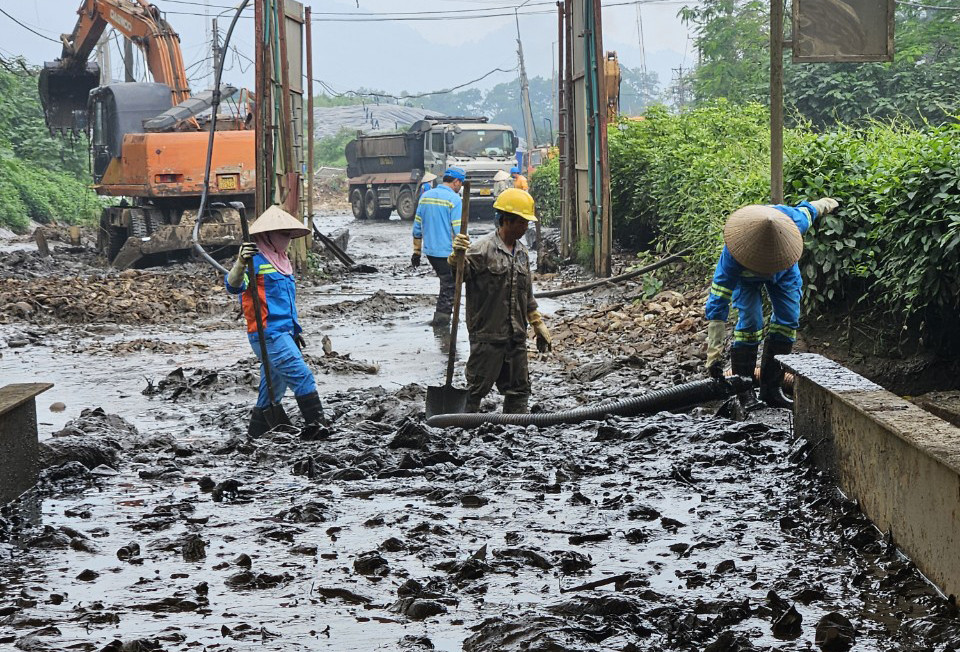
[345,117,518,220]
[39,0,254,268]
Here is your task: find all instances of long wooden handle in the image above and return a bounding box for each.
[239,209,277,406]
[445,182,470,387]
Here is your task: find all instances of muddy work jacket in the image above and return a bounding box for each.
[704,201,819,324]
[462,231,537,345]
[224,253,302,339]
[413,185,463,258]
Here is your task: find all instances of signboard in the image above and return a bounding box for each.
[793,0,894,62]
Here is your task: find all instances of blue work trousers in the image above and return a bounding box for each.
[732,276,801,349]
[249,331,317,407]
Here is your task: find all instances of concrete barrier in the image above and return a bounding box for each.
[781,353,960,597]
[0,383,53,504]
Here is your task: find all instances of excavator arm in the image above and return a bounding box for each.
[40,0,191,132]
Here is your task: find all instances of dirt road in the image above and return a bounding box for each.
[1,214,957,651]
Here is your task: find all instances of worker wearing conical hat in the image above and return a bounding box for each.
[704,197,839,409]
[225,205,326,437]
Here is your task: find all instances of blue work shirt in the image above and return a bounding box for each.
[224,253,302,341]
[705,201,819,322]
[412,184,463,258]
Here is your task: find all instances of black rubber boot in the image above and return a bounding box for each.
[758,338,793,409]
[502,394,529,414]
[464,395,482,414]
[730,345,761,412]
[296,391,326,426]
[429,311,451,327]
[247,407,270,438]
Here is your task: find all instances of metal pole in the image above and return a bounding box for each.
[557,1,568,257]
[515,1,538,170]
[592,0,611,276]
[306,6,315,237]
[255,0,266,214]
[123,38,134,82]
[563,0,575,253]
[770,0,784,204]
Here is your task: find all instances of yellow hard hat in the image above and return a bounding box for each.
[493,187,537,221]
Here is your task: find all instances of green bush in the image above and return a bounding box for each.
[535,100,960,330]
[529,156,559,226]
[0,156,101,231]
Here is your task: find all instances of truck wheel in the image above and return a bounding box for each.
[350,189,365,219]
[364,188,379,220]
[397,187,416,220]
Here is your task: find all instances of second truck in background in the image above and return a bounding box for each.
[345,116,518,220]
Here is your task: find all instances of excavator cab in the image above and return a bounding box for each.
[39,61,101,134]
[88,83,172,182]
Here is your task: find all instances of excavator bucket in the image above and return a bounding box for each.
[38,61,101,134]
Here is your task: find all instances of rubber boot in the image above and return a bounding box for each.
[296,391,326,426]
[247,407,270,438]
[730,345,762,412]
[464,395,482,414]
[502,394,529,414]
[430,311,451,327]
[758,338,793,409]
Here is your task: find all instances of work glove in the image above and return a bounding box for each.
[412,238,422,268]
[810,197,840,216]
[705,320,726,380]
[227,242,259,288]
[528,310,552,353]
[294,333,307,350]
[447,233,471,266]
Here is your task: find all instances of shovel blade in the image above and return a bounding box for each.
[263,403,290,429]
[425,384,469,420]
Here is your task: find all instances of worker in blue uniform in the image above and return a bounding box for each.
[704,197,839,408]
[225,206,325,437]
[419,171,437,198]
[411,166,465,327]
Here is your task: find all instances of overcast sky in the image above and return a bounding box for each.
[3,0,694,98]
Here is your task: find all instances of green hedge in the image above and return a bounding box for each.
[0,155,102,232]
[603,102,960,324]
[529,156,559,226]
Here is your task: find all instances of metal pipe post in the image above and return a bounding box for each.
[770,0,784,204]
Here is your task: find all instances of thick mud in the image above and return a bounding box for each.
[1,215,958,651]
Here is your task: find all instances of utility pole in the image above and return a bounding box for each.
[123,38,134,82]
[672,65,686,108]
[96,32,112,85]
[515,1,537,171]
[211,18,221,90]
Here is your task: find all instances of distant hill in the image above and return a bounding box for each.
[313,104,442,138]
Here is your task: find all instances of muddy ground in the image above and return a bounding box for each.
[1,213,958,651]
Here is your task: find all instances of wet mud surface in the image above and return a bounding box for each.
[1,215,958,651]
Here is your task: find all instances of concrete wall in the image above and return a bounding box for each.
[0,383,51,505]
[782,353,960,597]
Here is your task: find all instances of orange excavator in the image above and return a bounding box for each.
[40,0,255,268]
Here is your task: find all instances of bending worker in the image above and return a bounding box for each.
[704,197,840,408]
[225,206,325,436]
[450,188,551,414]
[412,166,465,327]
[510,166,529,191]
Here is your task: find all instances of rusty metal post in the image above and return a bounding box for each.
[276,0,305,271]
[254,0,269,215]
[592,0,611,276]
[557,1,568,258]
[770,0,784,203]
[306,5,315,238]
[563,0,576,257]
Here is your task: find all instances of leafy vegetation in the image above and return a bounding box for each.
[681,0,960,128]
[314,128,355,168]
[605,101,960,336]
[529,156,559,226]
[0,58,101,231]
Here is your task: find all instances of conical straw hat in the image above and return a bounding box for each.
[723,205,803,275]
[421,172,437,183]
[249,205,310,238]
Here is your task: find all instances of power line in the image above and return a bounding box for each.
[0,7,60,43]
[316,65,519,101]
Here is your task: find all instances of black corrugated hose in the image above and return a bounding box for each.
[425,376,754,428]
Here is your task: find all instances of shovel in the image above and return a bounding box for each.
[238,205,287,428]
[426,182,471,418]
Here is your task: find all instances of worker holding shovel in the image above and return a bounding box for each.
[450,188,551,414]
[225,206,325,437]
